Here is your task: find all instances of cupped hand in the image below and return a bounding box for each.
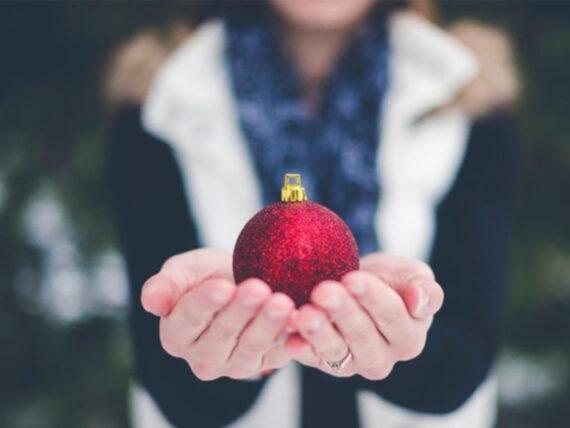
[141,249,295,381]
[285,253,444,380]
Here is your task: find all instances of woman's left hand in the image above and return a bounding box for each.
[285,253,444,380]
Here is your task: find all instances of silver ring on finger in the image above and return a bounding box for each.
[325,350,352,375]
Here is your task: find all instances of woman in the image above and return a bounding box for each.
[106,1,518,427]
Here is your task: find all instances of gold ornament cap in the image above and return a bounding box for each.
[281,173,308,202]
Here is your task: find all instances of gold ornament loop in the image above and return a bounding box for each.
[281,173,308,202]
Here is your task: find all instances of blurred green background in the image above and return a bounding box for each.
[1,1,569,427]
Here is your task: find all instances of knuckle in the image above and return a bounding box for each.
[238,340,265,360]
[346,324,370,343]
[180,304,205,331]
[323,345,348,362]
[375,309,399,329]
[345,324,371,344]
[188,341,226,367]
[189,348,214,366]
[211,322,237,342]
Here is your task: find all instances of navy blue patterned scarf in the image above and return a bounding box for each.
[226,17,389,256]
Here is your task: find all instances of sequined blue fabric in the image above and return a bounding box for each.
[226,17,389,255]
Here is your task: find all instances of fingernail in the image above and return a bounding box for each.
[348,282,367,296]
[321,292,342,310]
[414,285,429,317]
[210,288,231,305]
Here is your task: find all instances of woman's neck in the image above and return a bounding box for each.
[282,25,357,111]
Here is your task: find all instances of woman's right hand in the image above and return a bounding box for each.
[141,249,295,381]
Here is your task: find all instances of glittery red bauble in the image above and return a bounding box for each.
[233,201,359,307]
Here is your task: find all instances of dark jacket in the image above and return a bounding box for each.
[106,106,518,428]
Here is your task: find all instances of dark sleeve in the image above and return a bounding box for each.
[357,113,519,413]
[106,107,267,427]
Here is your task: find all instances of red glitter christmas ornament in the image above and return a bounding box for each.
[233,173,359,307]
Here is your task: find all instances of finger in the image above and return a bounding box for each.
[361,252,435,281]
[262,331,292,370]
[343,271,428,361]
[285,335,354,377]
[295,305,349,365]
[159,278,234,357]
[360,253,443,319]
[285,335,321,368]
[400,275,444,319]
[231,293,294,372]
[190,279,271,366]
[311,281,386,367]
[142,249,232,316]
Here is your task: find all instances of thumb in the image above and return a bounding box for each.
[361,253,444,320]
[141,248,233,317]
[399,275,444,319]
